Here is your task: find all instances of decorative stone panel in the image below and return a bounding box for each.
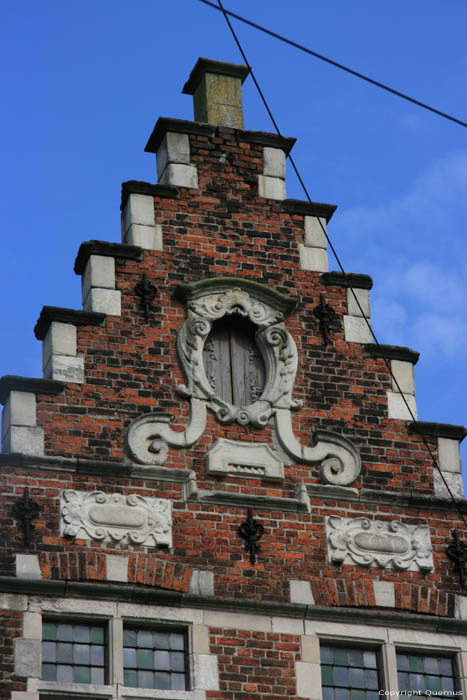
[207,438,284,480]
[326,516,433,572]
[60,490,172,546]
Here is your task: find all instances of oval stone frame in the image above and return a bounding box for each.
[174,277,302,428]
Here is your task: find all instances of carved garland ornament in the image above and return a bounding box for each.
[126,277,361,486]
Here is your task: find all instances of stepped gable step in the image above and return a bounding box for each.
[320,271,373,289]
[34,306,106,340]
[145,117,216,153]
[74,240,143,275]
[408,421,467,441]
[121,180,180,210]
[363,344,420,365]
[240,130,296,155]
[277,198,337,221]
[0,375,64,405]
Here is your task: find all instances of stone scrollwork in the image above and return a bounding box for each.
[326,516,434,572]
[60,490,172,546]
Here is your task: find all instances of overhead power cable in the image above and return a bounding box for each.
[211,0,467,527]
[199,0,467,129]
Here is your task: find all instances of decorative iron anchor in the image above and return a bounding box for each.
[238,508,265,565]
[12,487,40,548]
[446,529,467,588]
[134,272,157,323]
[313,293,336,346]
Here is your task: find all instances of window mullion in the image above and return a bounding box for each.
[112,618,124,686]
[382,643,399,693]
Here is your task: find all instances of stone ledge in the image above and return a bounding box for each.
[276,199,336,221]
[0,377,65,405]
[34,307,106,341]
[121,180,179,210]
[145,117,216,154]
[306,483,467,511]
[320,271,373,289]
[185,486,309,513]
[74,241,143,275]
[1,576,465,633]
[240,131,296,156]
[363,344,420,365]
[408,421,467,442]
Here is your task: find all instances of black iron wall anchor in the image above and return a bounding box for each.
[238,508,265,565]
[446,529,467,588]
[12,487,40,548]
[313,293,337,346]
[134,272,157,323]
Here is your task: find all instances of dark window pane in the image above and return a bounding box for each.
[42,642,56,663]
[441,676,455,692]
[349,668,365,688]
[367,693,380,700]
[321,646,333,663]
[424,657,439,674]
[322,688,334,700]
[91,666,105,684]
[397,654,409,671]
[170,633,185,650]
[137,631,153,648]
[124,648,137,668]
[138,670,154,688]
[365,669,379,689]
[57,624,73,642]
[335,689,351,700]
[90,644,104,666]
[123,629,137,646]
[439,658,454,676]
[155,671,171,689]
[350,691,366,700]
[333,649,348,666]
[124,670,138,687]
[74,625,90,643]
[90,627,105,645]
[348,650,364,666]
[42,664,56,681]
[42,623,57,641]
[398,672,410,691]
[334,666,349,686]
[171,673,186,691]
[153,632,170,650]
[56,643,73,663]
[409,656,424,673]
[170,651,186,672]
[73,644,90,665]
[363,651,377,668]
[74,666,91,684]
[409,673,424,691]
[154,650,170,671]
[322,665,333,686]
[57,664,73,683]
[137,648,154,670]
[426,675,442,692]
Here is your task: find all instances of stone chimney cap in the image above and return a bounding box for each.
[182,57,250,95]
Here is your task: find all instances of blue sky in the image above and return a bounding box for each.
[1,1,466,470]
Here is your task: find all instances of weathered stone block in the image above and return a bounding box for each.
[296,661,322,699]
[14,638,41,677]
[301,635,320,664]
[0,592,27,610]
[271,617,304,635]
[42,322,77,370]
[3,426,44,455]
[304,216,327,248]
[193,654,219,691]
[106,554,128,582]
[203,610,271,632]
[83,288,121,316]
[299,244,329,272]
[373,581,395,607]
[159,163,198,189]
[192,625,210,655]
[257,175,286,200]
[2,392,36,441]
[82,255,115,300]
[438,437,462,473]
[22,612,42,640]
[123,193,155,232]
[263,146,286,179]
[290,579,315,605]
[390,359,415,395]
[124,223,162,251]
[343,315,373,343]
[347,287,370,318]
[43,355,84,384]
[387,391,417,420]
[156,132,190,181]
[189,569,214,597]
[16,554,42,579]
[433,470,464,500]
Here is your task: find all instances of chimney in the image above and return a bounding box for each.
[183,57,250,128]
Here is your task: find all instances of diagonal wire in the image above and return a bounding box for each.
[211,0,467,527]
[199,0,467,129]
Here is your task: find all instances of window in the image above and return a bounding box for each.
[41,621,106,684]
[397,652,457,695]
[123,627,188,691]
[320,645,381,700]
[203,316,265,406]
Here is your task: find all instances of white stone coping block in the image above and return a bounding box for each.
[122,193,155,232]
[390,359,415,395]
[2,392,36,440]
[159,163,198,189]
[157,132,190,181]
[433,470,464,500]
[14,638,41,677]
[296,661,322,699]
[343,315,373,343]
[299,244,328,272]
[438,437,462,473]
[290,579,315,605]
[387,391,417,420]
[123,223,162,251]
[271,616,304,635]
[42,322,77,370]
[373,581,395,608]
[106,555,128,582]
[43,355,84,384]
[203,609,271,632]
[304,215,327,248]
[347,287,370,318]
[263,146,286,179]
[83,288,121,316]
[257,174,286,200]
[82,255,116,300]
[3,426,44,455]
[16,554,42,579]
